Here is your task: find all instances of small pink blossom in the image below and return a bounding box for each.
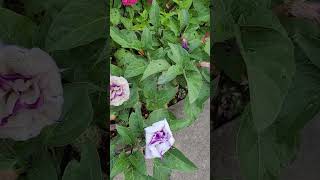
[122,0,138,6]
[110,76,130,106]
[144,119,175,159]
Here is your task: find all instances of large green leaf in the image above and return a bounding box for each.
[276,46,320,139]
[141,27,153,50]
[46,0,107,51]
[294,33,320,69]
[145,86,177,110]
[184,67,203,104]
[237,107,282,180]
[124,59,147,78]
[212,0,235,43]
[238,48,320,180]
[0,7,35,47]
[236,26,295,132]
[0,154,16,171]
[167,43,189,66]
[141,60,170,81]
[160,148,197,172]
[153,159,171,180]
[116,125,136,145]
[110,27,141,50]
[149,0,160,27]
[26,151,58,180]
[44,83,93,147]
[62,142,103,180]
[111,153,130,178]
[158,65,183,85]
[184,82,209,122]
[128,151,147,175]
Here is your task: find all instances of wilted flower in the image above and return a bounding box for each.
[181,37,189,51]
[110,76,130,106]
[0,44,63,141]
[144,119,175,159]
[122,0,138,6]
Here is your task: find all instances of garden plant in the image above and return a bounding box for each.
[214,0,320,179]
[110,0,210,179]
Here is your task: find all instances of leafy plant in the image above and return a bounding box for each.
[214,0,320,179]
[110,0,210,179]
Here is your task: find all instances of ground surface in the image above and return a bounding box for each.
[115,100,211,180]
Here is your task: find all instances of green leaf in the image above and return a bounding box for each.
[111,153,130,178]
[204,40,210,56]
[141,27,153,50]
[276,46,320,141]
[44,83,93,146]
[236,27,295,132]
[62,142,103,180]
[141,60,170,81]
[111,64,123,76]
[183,82,209,122]
[124,167,151,180]
[161,148,197,172]
[116,125,136,145]
[184,68,203,103]
[180,0,193,9]
[158,65,183,84]
[129,112,144,135]
[294,34,320,69]
[237,107,282,180]
[145,86,177,110]
[212,0,234,42]
[124,59,147,78]
[178,9,189,31]
[46,0,107,51]
[128,152,147,175]
[168,43,190,65]
[149,0,160,27]
[111,8,121,25]
[0,7,35,47]
[0,154,16,171]
[193,0,209,22]
[27,151,58,180]
[153,159,171,180]
[110,27,141,50]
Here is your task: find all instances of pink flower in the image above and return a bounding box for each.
[110,76,130,106]
[144,119,175,159]
[122,0,138,6]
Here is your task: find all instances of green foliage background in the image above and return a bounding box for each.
[110,0,210,179]
[214,0,320,179]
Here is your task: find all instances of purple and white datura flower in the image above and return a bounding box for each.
[110,76,130,106]
[0,44,63,141]
[144,119,175,159]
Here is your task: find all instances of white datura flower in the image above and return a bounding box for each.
[110,75,130,106]
[0,44,63,141]
[144,119,175,159]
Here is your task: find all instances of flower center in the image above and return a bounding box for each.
[110,83,124,101]
[149,128,169,145]
[0,73,44,126]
